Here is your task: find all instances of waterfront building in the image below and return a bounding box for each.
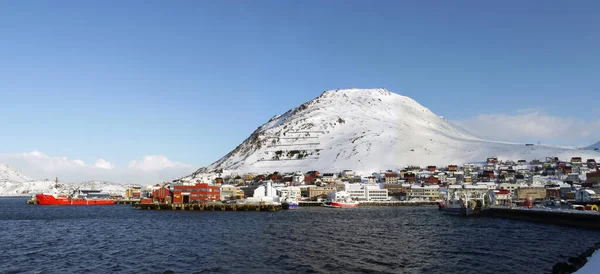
[307,185,337,198]
[172,183,220,203]
[514,187,546,201]
[407,185,440,201]
[344,183,389,201]
[576,189,600,203]
[220,185,245,200]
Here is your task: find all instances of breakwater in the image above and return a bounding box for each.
[488,207,600,229]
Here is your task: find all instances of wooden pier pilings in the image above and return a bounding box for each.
[134,202,282,212]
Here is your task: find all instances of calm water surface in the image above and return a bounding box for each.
[1,198,599,273]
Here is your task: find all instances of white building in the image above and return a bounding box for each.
[407,185,440,201]
[292,172,305,185]
[246,181,280,204]
[322,173,338,183]
[341,170,355,178]
[344,183,389,201]
[277,186,301,202]
[576,189,600,203]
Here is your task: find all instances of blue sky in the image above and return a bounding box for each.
[1,0,599,175]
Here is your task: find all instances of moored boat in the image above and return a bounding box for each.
[327,191,359,208]
[36,190,115,205]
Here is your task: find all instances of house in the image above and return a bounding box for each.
[407,185,440,201]
[214,177,224,185]
[427,166,437,172]
[448,165,459,172]
[172,183,221,203]
[446,177,457,185]
[307,186,337,198]
[571,157,583,163]
[366,176,378,184]
[220,185,245,200]
[425,176,439,184]
[341,170,355,178]
[152,187,172,203]
[125,185,142,199]
[575,189,600,203]
[487,157,498,164]
[384,173,399,184]
[403,173,417,182]
[321,173,338,183]
[292,172,305,185]
[243,173,256,181]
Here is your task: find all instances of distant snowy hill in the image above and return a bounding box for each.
[0,164,127,196]
[586,141,600,151]
[185,88,600,178]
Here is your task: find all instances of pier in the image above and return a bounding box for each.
[359,201,439,206]
[115,199,140,205]
[134,202,282,212]
[487,207,600,230]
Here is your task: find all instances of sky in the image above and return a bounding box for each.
[0,0,599,184]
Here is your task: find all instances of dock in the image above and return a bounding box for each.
[134,202,282,212]
[487,206,600,229]
[359,201,439,206]
[115,199,140,205]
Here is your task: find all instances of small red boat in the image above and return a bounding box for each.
[36,193,115,205]
[330,201,359,208]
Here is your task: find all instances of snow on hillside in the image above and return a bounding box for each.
[586,141,600,151]
[0,164,127,196]
[185,88,600,178]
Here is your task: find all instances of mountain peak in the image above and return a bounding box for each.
[186,88,600,176]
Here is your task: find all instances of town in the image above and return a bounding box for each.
[120,156,600,210]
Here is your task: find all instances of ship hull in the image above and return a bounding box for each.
[330,201,359,208]
[36,194,115,205]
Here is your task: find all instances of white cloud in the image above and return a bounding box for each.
[454,110,600,146]
[0,151,196,185]
[128,155,192,171]
[73,159,85,166]
[93,158,115,170]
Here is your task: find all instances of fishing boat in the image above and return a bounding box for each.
[327,191,359,208]
[439,185,491,216]
[36,188,114,205]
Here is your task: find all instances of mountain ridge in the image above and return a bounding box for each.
[187,88,600,178]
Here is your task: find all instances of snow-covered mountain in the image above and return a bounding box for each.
[186,88,599,178]
[586,141,600,151]
[0,164,127,196]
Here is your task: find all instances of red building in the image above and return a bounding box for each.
[425,176,440,184]
[172,183,220,203]
[153,187,172,203]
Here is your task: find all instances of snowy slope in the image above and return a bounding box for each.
[0,164,127,196]
[187,88,600,177]
[586,141,600,151]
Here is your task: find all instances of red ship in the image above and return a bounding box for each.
[36,189,115,205]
